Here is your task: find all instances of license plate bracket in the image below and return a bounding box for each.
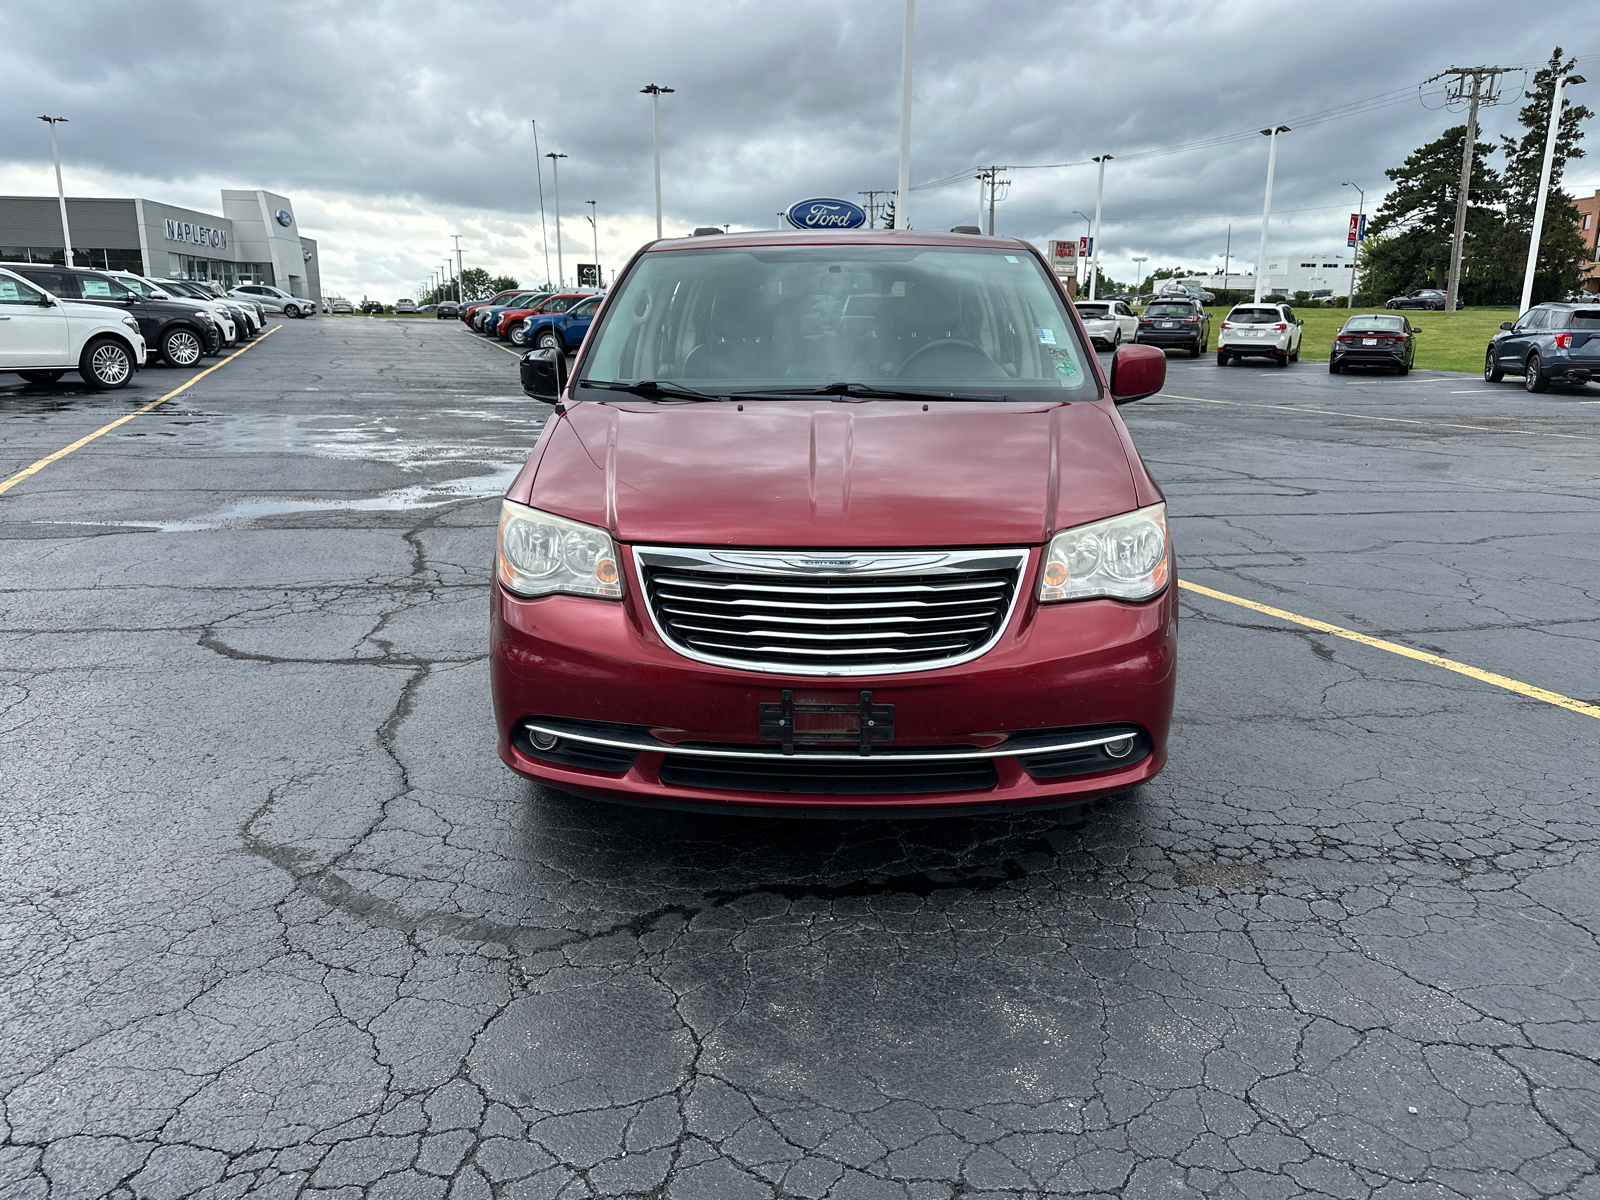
[759,690,895,755]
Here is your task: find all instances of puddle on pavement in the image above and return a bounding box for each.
[58,462,523,533]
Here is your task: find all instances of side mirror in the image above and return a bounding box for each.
[36,295,55,307]
[1108,342,1166,406]
[520,347,567,403]
[1296,319,1304,326]
[1500,322,1514,331]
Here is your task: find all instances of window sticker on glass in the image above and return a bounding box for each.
[1005,255,1020,263]
[1036,327,1057,345]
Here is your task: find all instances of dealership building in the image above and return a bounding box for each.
[0,188,320,302]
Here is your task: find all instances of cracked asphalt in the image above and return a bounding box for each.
[2,316,1597,1199]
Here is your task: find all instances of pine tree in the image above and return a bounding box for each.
[1501,47,1591,301]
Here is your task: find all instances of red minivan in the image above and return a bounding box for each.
[491,229,1173,814]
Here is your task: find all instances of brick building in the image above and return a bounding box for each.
[1575,188,1600,294]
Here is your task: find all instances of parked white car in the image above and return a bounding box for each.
[228,283,313,318]
[1074,299,1140,349]
[0,266,147,389]
[395,297,417,314]
[1216,302,1304,367]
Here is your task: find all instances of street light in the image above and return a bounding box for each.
[640,84,674,239]
[1253,125,1290,302]
[1521,74,1586,313]
[1342,182,1364,307]
[1132,255,1148,295]
[545,152,567,287]
[584,200,599,288]
[895,0,914,229]
[1088,155,1113,300]
[37,116,73,267]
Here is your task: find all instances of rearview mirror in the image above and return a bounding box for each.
[520,347,567,403]
[1108,342,1166,406]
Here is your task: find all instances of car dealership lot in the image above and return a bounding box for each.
[2,319,1597,1198]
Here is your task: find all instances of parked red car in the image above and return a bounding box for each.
[496,292,586,345]
[491,229,1172,814]
[460,290,523,327]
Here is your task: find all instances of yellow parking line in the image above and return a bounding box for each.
[1179,579,1600,721]
[1156,391,1597,442]
[0,326,279,498]
[464,329,523,358]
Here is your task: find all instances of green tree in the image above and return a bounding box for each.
[1501,47,1592,302]
[487,274,520,295]
[1362,125,1505,299]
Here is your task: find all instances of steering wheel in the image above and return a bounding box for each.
[898,337,996,377]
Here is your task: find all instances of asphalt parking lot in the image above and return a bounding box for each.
[2,317,1597,1199]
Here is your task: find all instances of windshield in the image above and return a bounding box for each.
[1143,302,1196,317]
[116,276,164,297]
[1343,316,1405,332]
[1075,304,1110,318]
[580,244,1094,398]
[1227,308,1282,324]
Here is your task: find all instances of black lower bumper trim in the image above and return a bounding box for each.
[660,756,998,795]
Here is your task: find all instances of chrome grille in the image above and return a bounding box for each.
[634,547,1028,676]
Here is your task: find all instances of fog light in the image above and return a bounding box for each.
[529,729,559,751]
[1104,736,1135,759]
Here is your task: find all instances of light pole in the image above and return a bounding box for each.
[37,116,73,267]
[1072,210,1092,290]
[1521,73,1585,314]
[545,152,567,288]
[1089,154,1112,300]
[640,85,674,239]
[585,200,599,287]
[895,0,915,230]
[452,234,464,302]
[1132,255,1148,295]
[1253,125,1290,302]
[1342,182,1364,307]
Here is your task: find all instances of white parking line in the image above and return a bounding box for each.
[1155,392,1597,441]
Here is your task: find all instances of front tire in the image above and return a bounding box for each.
[78,337,133,390]
[19,369,66,384]
[509,325,529,347]
[1485,348,1504,382]
[160,326,204,368]
[1524,352,1549,393]
[536,330,562,352]
[283,304,300,319]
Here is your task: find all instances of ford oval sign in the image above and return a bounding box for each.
[275,209,294,227]
[785,197,867,230]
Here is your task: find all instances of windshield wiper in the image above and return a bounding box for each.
[580,379,725,401]
[731,382,1009,402]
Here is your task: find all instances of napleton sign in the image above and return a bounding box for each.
[165,219,229,250]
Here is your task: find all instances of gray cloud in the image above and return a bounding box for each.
[2,0,1589,296]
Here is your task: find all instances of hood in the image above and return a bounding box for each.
[517,399,1139,548]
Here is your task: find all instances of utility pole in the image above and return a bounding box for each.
[585,199,599,287]
[532,121,551,288]
[452,234,464,302]
[1089,155,1112,300]
[858,189,891,229]
[640,85,674,239]
[546,152,567,288]
[1253,126,1290,303]
[1221,226,1231,292]
[895,0,914,229]
[974,167,1008,236]
[38,116,73,267]
[1428,66,1509,312]
[1521,71,1585,313]
[1342,182,1364,307]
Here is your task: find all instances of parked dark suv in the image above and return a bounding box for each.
[1485,302,1600,392]
[1135,296,1211,357]
[1,263,222,367]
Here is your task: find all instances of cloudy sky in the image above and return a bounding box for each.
[1,1,1592,299]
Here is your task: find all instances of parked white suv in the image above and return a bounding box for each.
[228,284,313,318]
[1074,299,1139,349]
[1217,302,1304,367]
[0,266,146,389]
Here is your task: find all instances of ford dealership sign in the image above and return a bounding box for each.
[275,209,294,227]
[785,197,867,230]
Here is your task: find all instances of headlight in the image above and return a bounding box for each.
[121,316,140,330]
[497,500,622,599]
[1038,502,1169,603]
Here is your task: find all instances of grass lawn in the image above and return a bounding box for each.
[1202,306,1519,374]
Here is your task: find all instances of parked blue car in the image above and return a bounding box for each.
[522,294,602,352]
[1485,302,1600,392]
[472,292,546,334]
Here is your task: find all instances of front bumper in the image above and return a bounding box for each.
[490,549,1177,814]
